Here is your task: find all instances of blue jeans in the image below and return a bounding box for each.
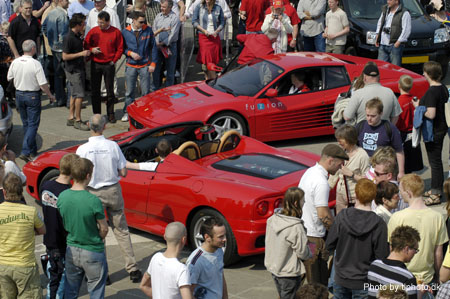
[378,44,404,66]
[16,90,41,156]
[52,51,67,105]
[154,42,178,90]
[46,250,66,299]
[303,33,326,52]
[64,246,108,299]
[333,283,368,299]
[124,65,151,113]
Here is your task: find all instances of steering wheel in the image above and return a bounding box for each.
[124,147,143,162]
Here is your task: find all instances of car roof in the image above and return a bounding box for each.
[262,52,347,69]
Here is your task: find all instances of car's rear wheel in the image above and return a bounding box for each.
[207,112,247,140]
[38,169,60,200]
[189,208,240,266]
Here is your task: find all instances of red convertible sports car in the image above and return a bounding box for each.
[127,52,428,142]
[23,122,322,265]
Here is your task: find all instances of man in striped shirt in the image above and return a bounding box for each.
[367,225,420,299]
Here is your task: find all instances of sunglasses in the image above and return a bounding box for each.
[138,21,145,24]
[374,171,388,177]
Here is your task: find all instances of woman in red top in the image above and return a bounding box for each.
[396,75,423,173]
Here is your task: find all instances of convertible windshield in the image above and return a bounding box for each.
[208,59,284,97]
[344,0,423,19]
[212,153,307,180]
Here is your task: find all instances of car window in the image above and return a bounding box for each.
[324,67,350,90]
[344,0,423,19]
[208,59,284,97]
[269,67,323,96]
[212,153,308,180]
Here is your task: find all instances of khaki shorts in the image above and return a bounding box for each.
[0,263,42,299]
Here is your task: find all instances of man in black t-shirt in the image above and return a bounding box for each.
[62,13,90,131]
[7,0,41,58]
[41,153,78,299]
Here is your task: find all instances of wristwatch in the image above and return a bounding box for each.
[293,38,297,41]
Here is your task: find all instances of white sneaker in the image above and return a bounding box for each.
[121,113,128,122]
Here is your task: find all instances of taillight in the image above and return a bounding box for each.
[256,201,269,216]
[1,102,7,116]
[274,198,282,210]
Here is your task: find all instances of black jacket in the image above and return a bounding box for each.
[326,207,389,290]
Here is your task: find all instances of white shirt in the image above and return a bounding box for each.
[86,5,121,35]
[299,163,330,238]
[185,0,231,19]
[186,247,224,299]
[376,6,411,45]
[147,252,191,299]
[1,160,26,184]
[76,135,127,189]
[7,55,47,92]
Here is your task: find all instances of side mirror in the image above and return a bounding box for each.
[266,88,278,98]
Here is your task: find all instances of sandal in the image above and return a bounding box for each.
[424,194,441,206]
[423,190,433,197]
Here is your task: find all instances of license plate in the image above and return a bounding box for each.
[402,56,429,64]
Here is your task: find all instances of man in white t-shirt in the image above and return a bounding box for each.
[299,144,348,286]
[186,217,228,299]
[140,222,192,299]
[323,0,349,54]
[76,114,142,283]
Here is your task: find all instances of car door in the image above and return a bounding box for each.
[120,168,156,225]
[254,66,351,141]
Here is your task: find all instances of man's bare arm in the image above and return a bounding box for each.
[7,36,19,58]
[140,272,153,297]
[97,218,109,239]
[435,244,444,278]
[316,206,334,230]
[180,285,193,299]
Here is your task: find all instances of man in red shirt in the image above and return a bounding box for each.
[236,29,276,65]
[85,11,123,123]
[265,0,300,51]
[240,0,270,33]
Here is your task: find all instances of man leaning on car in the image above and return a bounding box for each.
[375,0,411,66]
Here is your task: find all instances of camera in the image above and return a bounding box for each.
[382,27,391,35]
[273,14,279,19]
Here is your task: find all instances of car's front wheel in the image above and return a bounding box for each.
[189,208,240,266]
[208,112,247,140]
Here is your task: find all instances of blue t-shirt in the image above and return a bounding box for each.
[186,247,224,299]
[68,0,95,18]
[358,120,403,157]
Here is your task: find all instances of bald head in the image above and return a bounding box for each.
[89,114,107,133]
[164,222,186,245]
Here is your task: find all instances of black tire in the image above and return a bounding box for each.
[38,169,60,200]
[189,208,240,266]
[345,46,357,56]
[207,112,247,140]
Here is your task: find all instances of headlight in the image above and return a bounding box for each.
[434,28,449,44]
[366,31,377,45]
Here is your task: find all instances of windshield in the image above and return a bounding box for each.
[208,59,284,97]
[345,0,423,19]
[212,153,307,180]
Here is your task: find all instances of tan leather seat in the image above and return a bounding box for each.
[217,130,241,153]
[172,141,201,160]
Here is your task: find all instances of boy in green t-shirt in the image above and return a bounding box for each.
[57,157,109,298]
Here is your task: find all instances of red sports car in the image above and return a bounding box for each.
[23,122,323,265]
[127,52,428,142]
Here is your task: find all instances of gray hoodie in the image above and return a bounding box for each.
[264,212,311,277]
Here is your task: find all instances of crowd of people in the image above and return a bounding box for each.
[2,0,450,298]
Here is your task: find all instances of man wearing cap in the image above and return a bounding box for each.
[298,144,348,286]
[343,63,402,125]
[375,0,411,66]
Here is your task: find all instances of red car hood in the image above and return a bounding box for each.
[128,81,227,125]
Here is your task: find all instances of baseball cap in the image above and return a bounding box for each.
[321,144,349,160]
[362,64,380,77]
[273,0,283,8]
